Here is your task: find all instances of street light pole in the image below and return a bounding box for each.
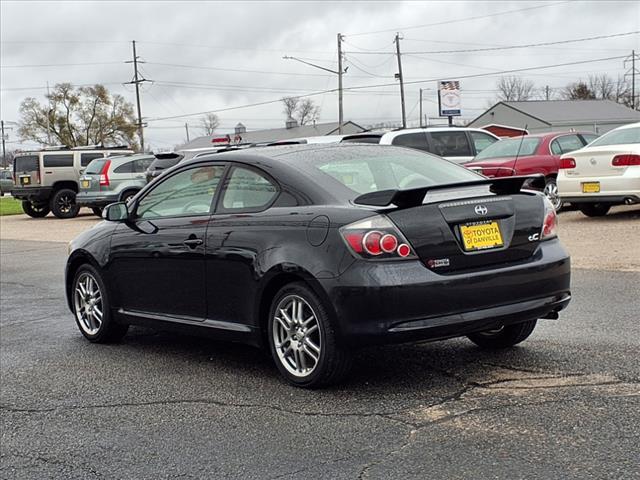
[338,33,344,133]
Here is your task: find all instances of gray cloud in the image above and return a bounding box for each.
[1,0,638,150]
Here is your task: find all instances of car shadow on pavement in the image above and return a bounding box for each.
[116,326,565,395]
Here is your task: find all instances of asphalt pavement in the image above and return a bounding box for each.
[1,238,639,479]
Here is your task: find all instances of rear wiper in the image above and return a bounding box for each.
[354,175,545,208]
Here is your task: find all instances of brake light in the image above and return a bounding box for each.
[340,215,415,260]
[99,160,111,186]
[611,154,640,166]
[559,158,576,169]
[541,196,557,240]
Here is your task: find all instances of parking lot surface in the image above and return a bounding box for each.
[1,207,639,479]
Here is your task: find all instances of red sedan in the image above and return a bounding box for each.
[465,131,598,209]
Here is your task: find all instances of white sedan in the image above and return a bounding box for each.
[557,122,640,216]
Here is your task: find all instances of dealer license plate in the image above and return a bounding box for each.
[460,221,504,251]
[582,182,600,193]
[81,179,90,188]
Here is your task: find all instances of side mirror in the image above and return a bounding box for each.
[102,202,129,222]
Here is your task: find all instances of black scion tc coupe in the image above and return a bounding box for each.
[66,144,571,388]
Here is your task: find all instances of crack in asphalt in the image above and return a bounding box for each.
[355,369,639,478]
[0,451,104,478]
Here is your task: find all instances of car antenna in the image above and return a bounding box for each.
[512,124,528,176]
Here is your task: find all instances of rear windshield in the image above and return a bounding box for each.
[589,126,640,147]
[85,159,109,175]
[14,155,39,172]
[301,146,481,196]
[474,137,540,160]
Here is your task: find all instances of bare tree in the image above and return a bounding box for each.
[200,113,220,136]
[18,83,137,147]
[281,97,299,120]
[297,98,320,125]
[496,76,536,101]
[562,81,596,100]
[588,74,615,100]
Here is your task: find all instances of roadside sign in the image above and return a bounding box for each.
[438,80,461,117]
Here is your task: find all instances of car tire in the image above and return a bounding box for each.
[71,264,128,343]
[51,189,80,219]
[120,190,139,204]
[268,282,351,388]
[91,207,103,217]
[543,177,563,211]
[467,320,537,349]
[22,200,50,218]
[579,203,611,217]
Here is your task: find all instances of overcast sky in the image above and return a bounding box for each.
[1,0,639,150]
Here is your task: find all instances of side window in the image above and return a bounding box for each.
[391,133,429,151]
[470,131,498,154]
[556,135,584,154]
[221,167,278,211]
[136,165,225,219]
[43,154,74,168]
[113,161,134,174]
[429,132,472,157]
[80,153,104,167]
[134,158,153,173]
[550,139,562,155]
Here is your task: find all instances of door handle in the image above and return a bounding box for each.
[183,238,203,248]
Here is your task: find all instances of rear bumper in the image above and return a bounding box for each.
[10,187,52,202]
[76,192,120,207]
[561,195,640,205]
[558,169,640,203]
[321,238,571,346]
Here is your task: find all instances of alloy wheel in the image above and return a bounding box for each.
[272,295,321,377]
[73,272,104,335]
[57,194,74,213]
[543,181,562,210]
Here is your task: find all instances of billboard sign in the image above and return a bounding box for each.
[438,80,461,117]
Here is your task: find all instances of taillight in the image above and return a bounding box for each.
[340,215,415,260]
[99,160,111,186]
[541,196,557,240]
[559,157,576,169]
[611,154,640,166]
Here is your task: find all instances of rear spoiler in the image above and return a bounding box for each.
[353,175,545,208]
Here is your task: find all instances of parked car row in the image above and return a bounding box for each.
[9,123,639,219]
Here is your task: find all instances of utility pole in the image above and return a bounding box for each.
[126,40,148,152]
[337,33,344,133]
[46,81,52,145]
[545,85,550,101]
[419,89,423,128]
[624,50,639,110]
[185,123,190,142]
[394,33,407,129]
[1,121,5,164]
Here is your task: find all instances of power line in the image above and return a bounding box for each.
[147,55,625,123]
[346,1,569,36]
[347,31,640,55]
[1,61,125,68]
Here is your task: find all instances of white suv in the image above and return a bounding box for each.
[340,127,499,164]
[557,122,640,216]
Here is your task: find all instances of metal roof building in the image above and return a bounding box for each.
[468,100,640,134]
[179,120,365,149]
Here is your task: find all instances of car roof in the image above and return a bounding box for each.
[105,153,154,162]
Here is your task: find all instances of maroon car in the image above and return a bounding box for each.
[465,132,598,209]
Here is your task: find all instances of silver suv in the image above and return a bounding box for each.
[77,154,154,215]
[11,146,133,218]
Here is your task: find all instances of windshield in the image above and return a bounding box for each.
[85,159,109,175]
[148,157,182,171]
[589,126,640,147]
[474,137,540,160]
[302,146,481,195]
